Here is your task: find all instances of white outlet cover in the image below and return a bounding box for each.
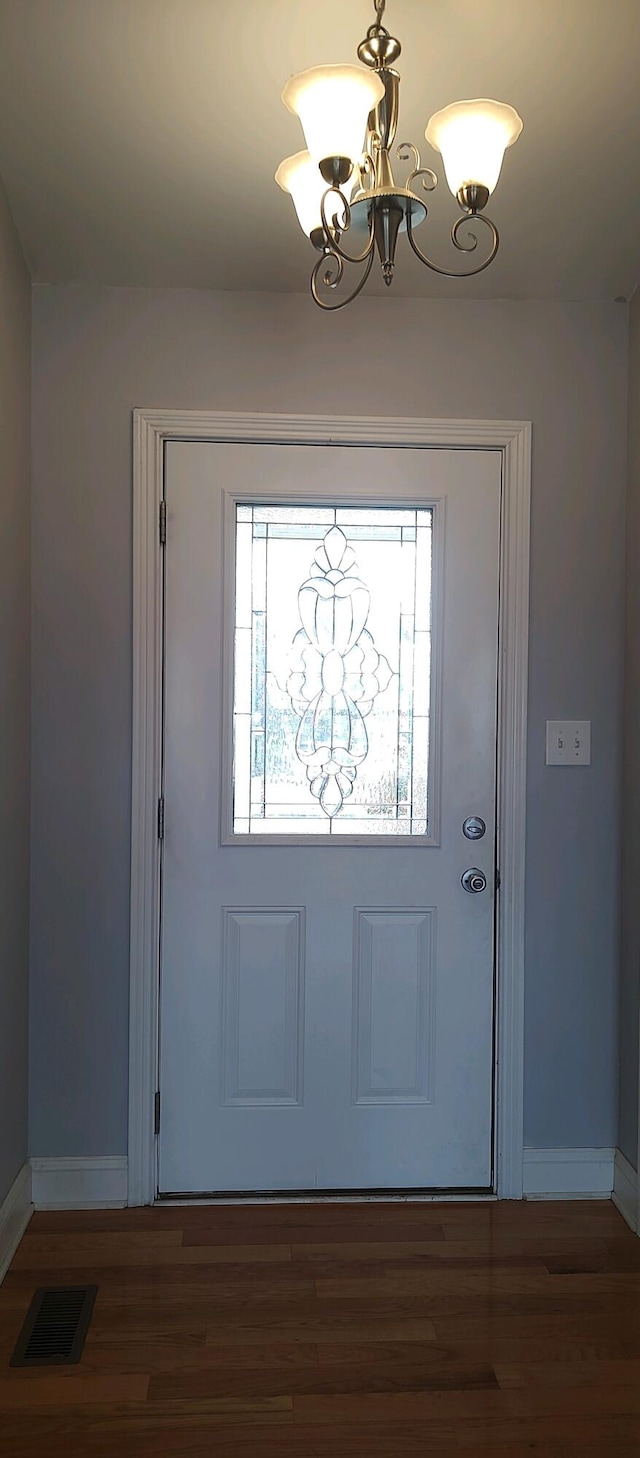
[546,720,591,766]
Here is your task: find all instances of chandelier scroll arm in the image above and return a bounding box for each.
[405,206,500,279]
[396,143,438,199]
[359,150,377,190]
[311,244,376,311]
[320,185,376,266]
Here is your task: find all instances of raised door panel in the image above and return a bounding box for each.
[221,909,305,1106]
[353,909,435,1105]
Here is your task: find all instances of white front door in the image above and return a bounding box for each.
[159,440,501,1195]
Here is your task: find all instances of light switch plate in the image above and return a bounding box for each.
[546,720,591,766]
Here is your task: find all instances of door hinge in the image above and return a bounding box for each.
[495,868,501,890]
[154,1091,161,1136]
[157,795,165,841]
[159,499,167,545]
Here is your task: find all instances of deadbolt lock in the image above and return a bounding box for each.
[463,816,486,840]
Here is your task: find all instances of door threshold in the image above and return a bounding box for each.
[155,1187,497,1206]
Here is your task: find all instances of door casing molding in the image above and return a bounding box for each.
[129,410,531,1206]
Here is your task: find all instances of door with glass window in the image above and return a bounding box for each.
[159,440,501,1194]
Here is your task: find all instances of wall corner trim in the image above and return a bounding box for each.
[30,1157,128,1210]
[523,1147,615,1199]
[0,1162,33,1284]
[612,1148,638,1231]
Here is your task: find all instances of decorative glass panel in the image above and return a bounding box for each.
[232,504,433,836]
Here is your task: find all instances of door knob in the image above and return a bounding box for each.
[461,868,487,894]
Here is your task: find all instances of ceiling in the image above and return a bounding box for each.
[0,0,639,300]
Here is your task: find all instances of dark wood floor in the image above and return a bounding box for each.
[1,1199,640,1454]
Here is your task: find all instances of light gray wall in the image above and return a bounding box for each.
[0,180,30,1203]
[619,289,640,1170]
[30,285,627,1157]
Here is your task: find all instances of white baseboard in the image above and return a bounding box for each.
[523,1147,615,1199]
[0,1162,33,1284]
[31,1157,128,1210]
[22,1150,629,1213]
[613,1148,637,1232]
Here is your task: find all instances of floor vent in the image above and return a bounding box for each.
[10,1285,98,1367]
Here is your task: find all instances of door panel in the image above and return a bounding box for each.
[221,909,305,1107]
[352,909,435,1105]
[159,441,500,1194]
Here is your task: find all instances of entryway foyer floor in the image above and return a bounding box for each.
[0,1199,639,1455]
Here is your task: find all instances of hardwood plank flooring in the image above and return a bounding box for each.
[0,1200,639,1454]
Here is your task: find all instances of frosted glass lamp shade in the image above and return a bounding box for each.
[282,65,384,167]
[426,99,523,198]
[275,151,328,237]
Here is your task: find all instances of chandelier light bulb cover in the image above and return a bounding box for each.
[425,99,523,201]
[276,0,523,310]
[275,150,329,237]
[282,65,385,174]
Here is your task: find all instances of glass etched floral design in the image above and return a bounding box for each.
[287,525,393,816]
[233,504,432,837]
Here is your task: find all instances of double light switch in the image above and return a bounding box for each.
[545,720,591,766]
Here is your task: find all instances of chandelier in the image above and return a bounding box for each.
[276,0,523,310]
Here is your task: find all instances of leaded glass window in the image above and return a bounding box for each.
[233,504,433,836]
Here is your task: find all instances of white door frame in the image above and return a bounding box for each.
[128,409,531,1207]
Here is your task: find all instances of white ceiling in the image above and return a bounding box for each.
[0,0,639,300]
